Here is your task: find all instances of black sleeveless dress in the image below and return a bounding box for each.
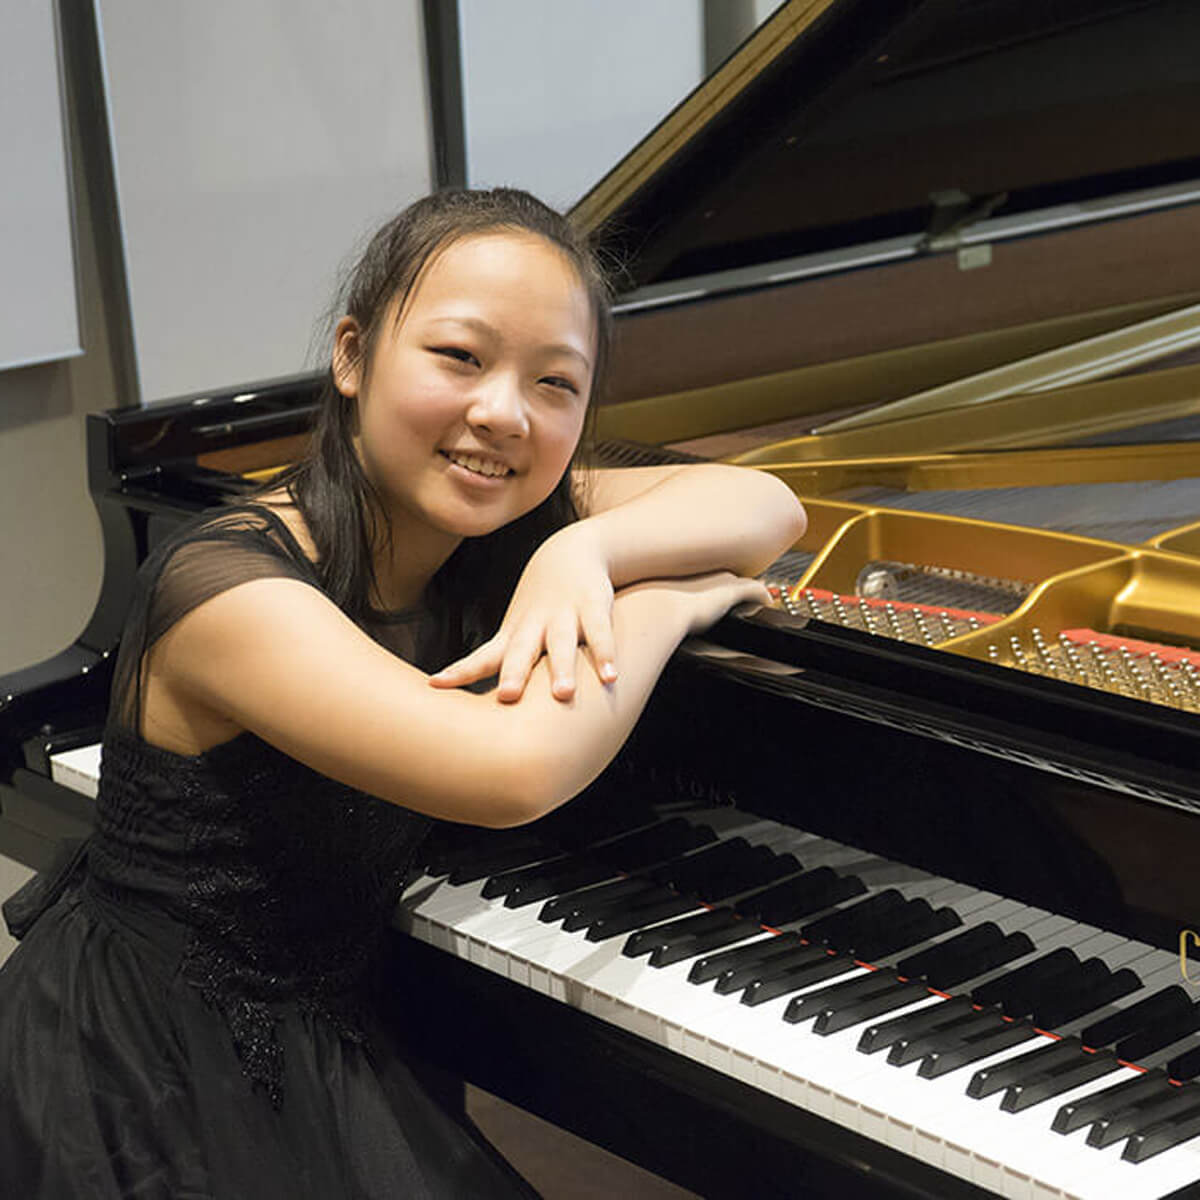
[0,507,535,1199]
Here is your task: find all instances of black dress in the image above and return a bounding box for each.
[0,506,535,1199]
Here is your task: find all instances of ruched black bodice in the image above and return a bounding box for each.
[0,505,534,1199]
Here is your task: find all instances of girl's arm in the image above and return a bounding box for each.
[431,464,805,699]
[579,463,806,586]
[145,570,768,828]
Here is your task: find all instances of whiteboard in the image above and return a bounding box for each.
[94,0,432,404]
[0,0,81,372]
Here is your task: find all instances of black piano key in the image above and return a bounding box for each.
[970,947,1078,1009]
[440,835,556,883]
[714,941,829,994]
[650,838,752,892]
[1167,1043,1200,1082]
[852,904,961,962]
[888,1008,1004,1067]
[896,922,1005,979]
[623,907,739,958]
[592,817,717,867]
[924,932,1035,991]
[649,918,764,968]
[783,968,899,1023]
[1087,1081,1200,1148]
[741,955,855,1006]
[1081,986,1193,1050]
[699,845,801,903]
[813,981,932,1036]
[736,867,865,926]
[1032,966,1141,1029]
[482,853,571,900]
[498,820,706,907]
[967,1036,1084,1099]
[1052,1070,1171,1135]
[503,860,618,908]
[542,877,653,926]
[585,894,700,942]
[1001,1050,1119,1113]
[859,994,974,1055]
[801,889,906,948]
[1014,956,1107,1022]
[687,932,796,985]
[1122,1099,1200,1162]
[1116,1002,1200,1063]
[999,955,1098,1022]
[918,1019,1039,1079]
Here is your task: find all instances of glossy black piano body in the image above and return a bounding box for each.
[5,1,1200,1195]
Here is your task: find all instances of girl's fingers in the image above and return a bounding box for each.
[496,627,545,703]
[429,640,503,687]
[579,607,617,685]
[544,614,580,701]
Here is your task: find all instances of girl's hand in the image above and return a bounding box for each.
[429,524,617,703]
[624,571,772,638]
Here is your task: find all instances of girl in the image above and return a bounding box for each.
[0,188,805,1197]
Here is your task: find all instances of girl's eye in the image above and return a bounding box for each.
[540,375,579,395]
[432,346,479,366]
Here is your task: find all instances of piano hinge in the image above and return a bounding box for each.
[918,188,1008,254]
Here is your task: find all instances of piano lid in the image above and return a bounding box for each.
[572,0,1200,296]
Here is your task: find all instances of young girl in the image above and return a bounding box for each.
[0,188,805,1197]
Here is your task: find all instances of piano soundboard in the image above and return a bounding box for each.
[49,743,1200,1200]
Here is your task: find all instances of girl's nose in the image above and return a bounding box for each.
[466,375,530,438]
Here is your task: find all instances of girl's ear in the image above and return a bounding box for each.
[332,317,363,398]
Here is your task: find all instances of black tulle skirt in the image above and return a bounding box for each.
[0,882,536,1199]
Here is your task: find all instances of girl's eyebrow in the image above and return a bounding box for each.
[424,315,592,370]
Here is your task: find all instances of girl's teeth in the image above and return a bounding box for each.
[448,452,506,477]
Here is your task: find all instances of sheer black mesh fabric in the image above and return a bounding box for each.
[0,504,536,1197]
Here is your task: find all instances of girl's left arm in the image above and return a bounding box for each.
[579,464,806,587]
[430,464,806,700]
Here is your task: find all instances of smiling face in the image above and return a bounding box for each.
[335,231,595,562]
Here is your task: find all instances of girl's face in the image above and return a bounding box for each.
[337,232,594,550]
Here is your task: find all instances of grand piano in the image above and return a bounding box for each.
[5,1,1200,1196]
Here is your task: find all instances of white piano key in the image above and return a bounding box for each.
[49,742,102,797]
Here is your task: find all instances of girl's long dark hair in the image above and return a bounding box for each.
[270,188,614,663]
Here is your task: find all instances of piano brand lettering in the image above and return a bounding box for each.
[1181,929,1200,983]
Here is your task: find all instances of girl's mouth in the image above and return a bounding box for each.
[440,450,513,479]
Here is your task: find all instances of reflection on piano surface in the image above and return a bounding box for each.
[6,0,1200,1196]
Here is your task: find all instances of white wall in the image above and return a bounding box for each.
[0,0,81,370]
[458,0,705,210]
[95,0,433,404]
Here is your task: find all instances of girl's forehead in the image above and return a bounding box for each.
[421,231,582,295]
[396,232,594,337]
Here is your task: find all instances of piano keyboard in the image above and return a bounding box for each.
[397,808,1200,1200]
[48,744,1200,1197]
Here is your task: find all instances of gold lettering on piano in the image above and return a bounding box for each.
[1181,929,1200,984]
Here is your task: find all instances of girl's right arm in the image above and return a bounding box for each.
[143,572,768,828]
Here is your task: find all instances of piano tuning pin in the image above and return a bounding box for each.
[1117,646,1156,701]
[831,594,851,628]
[967,617,981,631]
[883,602,903,640]
[937,611,955,640]
[856,597,878,635]
[987,644,1000,662]
[1146,653,1186,709]
[1057,635,1092,686]
[1029,627,1059,674]
[911,607,934,645]
[1008,635,1030,669]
